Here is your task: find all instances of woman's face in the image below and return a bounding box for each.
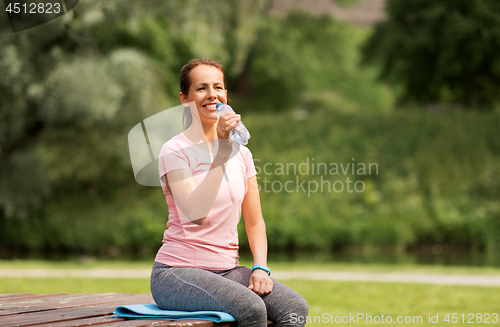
[179,65,227,123]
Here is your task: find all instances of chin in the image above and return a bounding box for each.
[199,113,217,123]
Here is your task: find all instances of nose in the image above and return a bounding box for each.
[206,87,217,99]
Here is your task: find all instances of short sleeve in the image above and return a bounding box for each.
[158,141,190,183]
[242,146,257,180]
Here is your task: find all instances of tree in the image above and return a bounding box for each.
[362,0,500,109]
[0,2,169,220]
[0,0,271,220]
[0,0,270,254]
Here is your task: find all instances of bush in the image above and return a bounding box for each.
[239,106,500,260]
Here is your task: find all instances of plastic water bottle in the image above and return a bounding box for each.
[216,102,251,145]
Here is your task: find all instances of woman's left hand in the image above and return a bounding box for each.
[248,269,273,296]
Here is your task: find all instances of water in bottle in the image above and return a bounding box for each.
[216,102,251,145]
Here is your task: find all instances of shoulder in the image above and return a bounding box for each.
[160,133,190,155]
[158,133,192,175]
[235,145,256,168]
[236,144,253,159]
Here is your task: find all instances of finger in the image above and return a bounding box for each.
[220,121,238,134]
[223,116,241,126]
[218,120,234,131]
[221,111,235,117]
[227,121,239,131]
[219,112,238,121]
[217,117,239,133]
[259,281,269,296]
[252,280,262,295]
[222,113,240,120]
[267,280,273,294]
[260,281,268,295]
[259,279,271,295]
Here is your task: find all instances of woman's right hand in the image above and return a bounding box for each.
[216,112,241,140]
[216,112,241,154]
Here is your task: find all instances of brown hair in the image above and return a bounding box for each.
[179,59,226,95]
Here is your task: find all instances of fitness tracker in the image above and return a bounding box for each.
[251,264,271,276]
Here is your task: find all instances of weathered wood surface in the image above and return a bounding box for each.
[0,293,237,327]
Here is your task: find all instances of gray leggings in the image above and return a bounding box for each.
[150,262,309,327]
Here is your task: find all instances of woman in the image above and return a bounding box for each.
[150,59,309,327]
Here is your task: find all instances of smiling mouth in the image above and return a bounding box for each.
[203,104,217,111]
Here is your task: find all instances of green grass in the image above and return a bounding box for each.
[0,258,154,270]
[1,277,150,294]
[2,260,500,327]
[3,259,500,275]
[1,276,499,327]
[267,261,500,275]
[284,279,500,326]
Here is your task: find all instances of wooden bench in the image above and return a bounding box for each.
[0,293,273,326]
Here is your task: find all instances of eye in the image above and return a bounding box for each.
[216,86,224,90]
[196,87,205,91]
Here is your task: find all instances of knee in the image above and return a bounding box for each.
[292,297,309,318]
[249,298,268,317]
[280,297,309,327]
[236,298,267,327]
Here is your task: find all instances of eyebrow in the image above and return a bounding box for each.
[194,82,224,87]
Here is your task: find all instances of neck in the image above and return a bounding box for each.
[184,117,218,145]
[201,119,218,142]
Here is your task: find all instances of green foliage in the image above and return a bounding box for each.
[0,187,165,257]
[246,11,391,112]
[362,0,500,108]
[333,0,361,7]
[0,0,267,221]
[4,106,499,260]
[238,107,500,261]
[0,2,170,222]
[1,0,498,262]
[87,0,268,85]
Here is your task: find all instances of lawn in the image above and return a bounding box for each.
[3,258,500,274]
[1,260,500,326]
[284,279,500,326]
[2,277,499,326]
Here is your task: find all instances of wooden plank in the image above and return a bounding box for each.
[93,318,221,327]
[0,306,114,327]
[29,315,229,327]
[0,293,268,327]
[0,293,34,300]
[0,293,68,302]
[0,293,145,316]
[0,293,99,307]
[0,294,153,327]
[21,315,128,327]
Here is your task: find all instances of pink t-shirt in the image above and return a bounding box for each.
[154,132,257,270]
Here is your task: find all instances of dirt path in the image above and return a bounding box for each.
[1,269,500,286]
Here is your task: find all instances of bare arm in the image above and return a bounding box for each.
[242,176,273,295]
[165,112,240,225]
[166,144,230,224]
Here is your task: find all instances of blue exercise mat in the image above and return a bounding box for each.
[114,303,236,322]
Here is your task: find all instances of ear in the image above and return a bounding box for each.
[179,92,187,106]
